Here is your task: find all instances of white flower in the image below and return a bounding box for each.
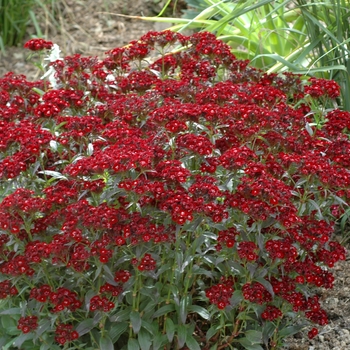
[41,44,63,89]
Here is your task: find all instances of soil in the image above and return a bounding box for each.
[0,0,349,349]
[0,0,176,78]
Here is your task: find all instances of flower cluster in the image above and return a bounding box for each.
[242,282,272,304]
[136,253,157,271]
[17,316,38,334]
[0,31,348,349]
[54,323,79,345]
[24,38,53,51]
[0,279,18,298]
[29,285,82,313]
[261,305,283,321]
[205,276,235,309]
[89,295,115,312]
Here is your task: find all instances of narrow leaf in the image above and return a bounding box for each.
[237,337,264,350]
[230,290,244,308]
[38,170,68,180]
[109,321,128,343]
[186,334,201,350]
[0,308,21,315]
[138,328,152,350]
[75,318,96,336]
[165,318,175,342]
[187,305,210,320]
[153,304,175,318]
[278,324,305,338]
[206,325,220,341]
[112,307,133,322]
[128,338,140,350]
[153,332,168,350]
[130,310,142,334]
[177,324,187,348]
[262,321,276,345]
[99,334,114,350]
[254,277,275,298]
[13,333,34,348]
[179,297,188,324]
[244,330,263,344]
[36,321,51,337]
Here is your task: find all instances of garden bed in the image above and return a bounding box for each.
[0,0,349,349]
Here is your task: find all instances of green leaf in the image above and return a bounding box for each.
[130,310,142,334]
[187,305,210,320]
[102,264,115,281]
[192,234,206,251]
[40,344,50,350]
[230,290,244,307]
[244,330,263,344]
[228,260,245,274]
[191,265,214,278]
[112,307,133,322]
[278,324,304,338]
[38,170,68,180]
[32,87,45,96]
[247,262,258,278]
[75,318,96,336]
[0,336,10,349]
[0,308,21,315]
[340,207,350,233]
[153,332,168,350]
[99,334,114,350]
[186,334,201,350]
[155,263,172,279]
[175,251,184,270]
[93,311,103,324]
[181,254,194,273]
[1,315,17,330]
[40,343,58,350]
[142,303,159,321]
[36,321,51,337]
[206,325,220,341]
[138,328,152,350]
[254,277,274,298]
[177,324,187,348]
[152,304,175,318]
[262,321,276,344]
[108,321,128,343]
[128,338,140,350]
[237,337,264,350]
[140,319,154,335]
[85,290,96,308]
[165,318,175,342]
[179,297,188,324]
[307,198,322,217]
[13,333,34,348]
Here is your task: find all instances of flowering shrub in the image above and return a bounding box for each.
[0,32,349,350]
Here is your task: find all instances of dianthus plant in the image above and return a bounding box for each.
[0,32,348,350]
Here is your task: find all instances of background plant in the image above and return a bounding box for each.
[294,0,350,111]
[0,0,36,50]
[141,0,350,111]
[0,32,349,350]
[0,0,79,54]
